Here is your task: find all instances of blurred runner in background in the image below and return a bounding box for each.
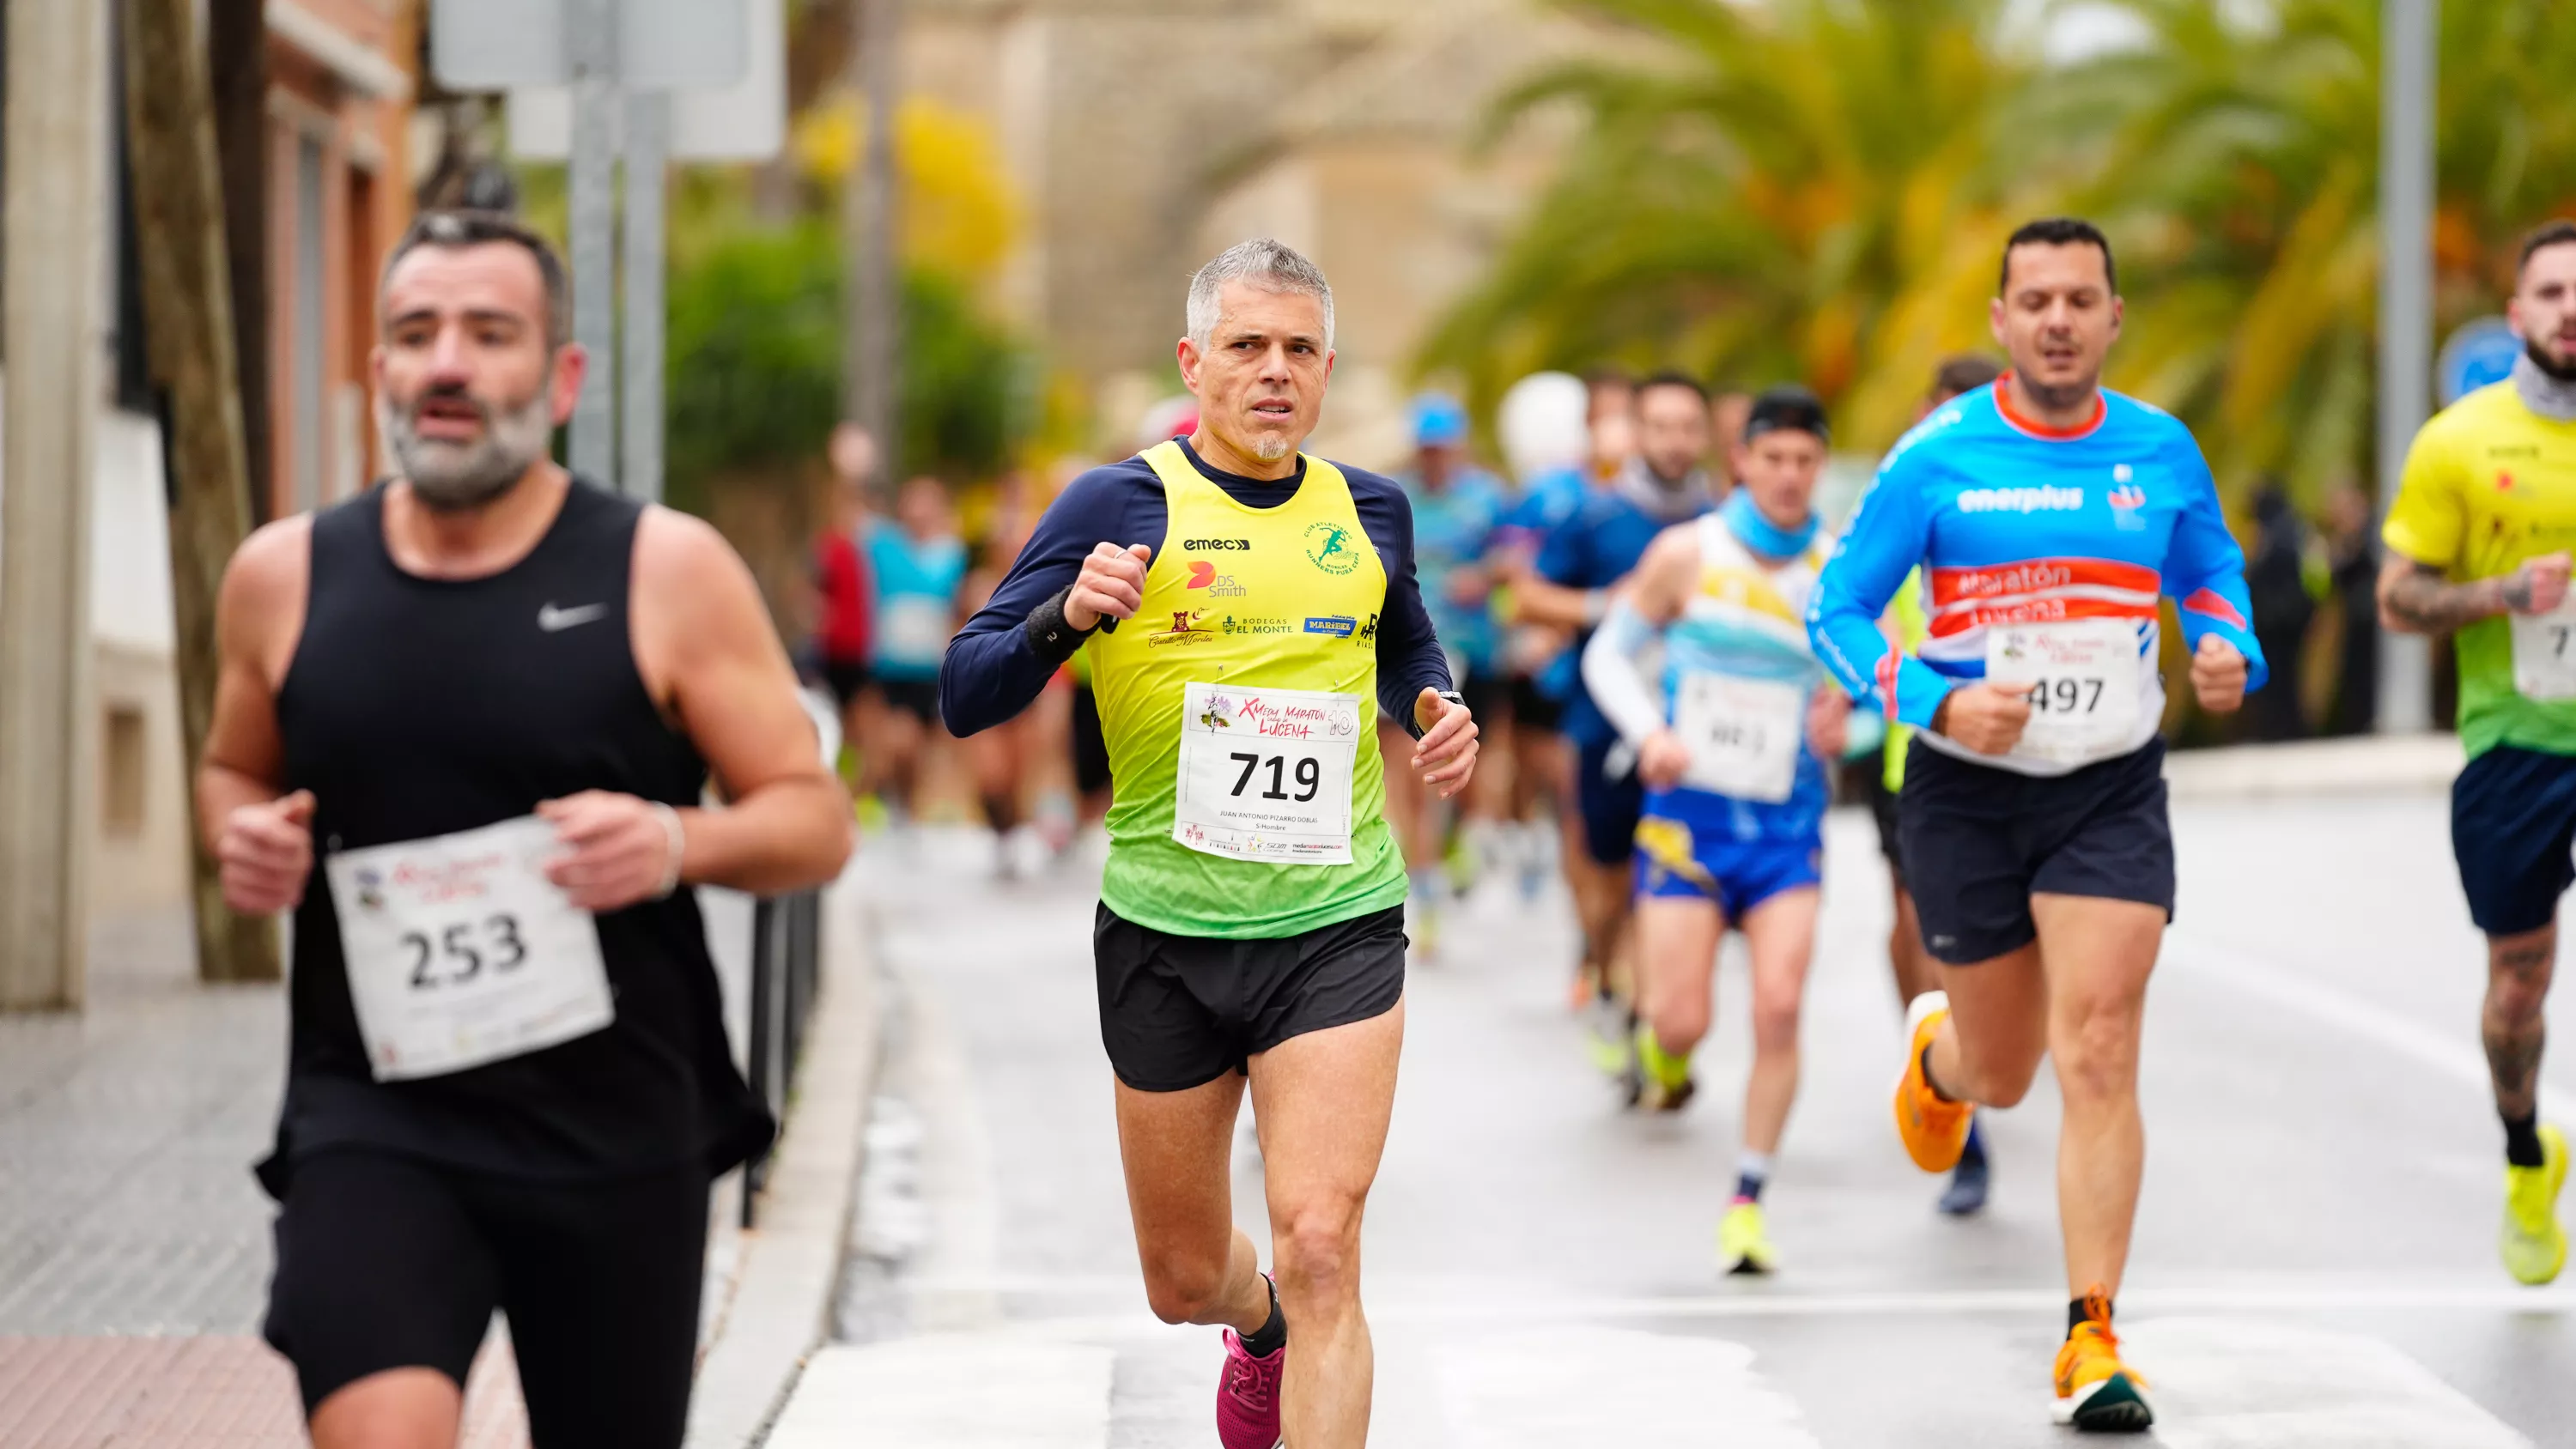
[962,469,1052,875]
[1491,373,1599,910]
[1515,372,1716,1093]
[1863,352,2002,1217]
[811,423,878,790]
[1583,385,1844,1275]
[862,476,969,825]
[1385,392,1509,956]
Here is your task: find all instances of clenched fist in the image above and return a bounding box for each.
[2189,635,2250,713]
[1933,682,2032,757]
[1064,542,1154,631]
[221,790,316,915]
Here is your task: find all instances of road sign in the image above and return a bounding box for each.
[430,0,747,92]
[2438,315,2520,407]
[506,0,785,161]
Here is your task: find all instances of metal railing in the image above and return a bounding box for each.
[735,687,842,1228]
[741,888,822,1226]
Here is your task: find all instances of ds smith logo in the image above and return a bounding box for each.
[1304,522,1360,575]
[1186,561,1249,597]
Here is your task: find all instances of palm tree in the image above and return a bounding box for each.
[2007,0,2576,500]
[1419,0,2060,452]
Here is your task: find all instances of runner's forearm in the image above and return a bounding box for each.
[2379,557,2513,634]
[1373,544,1453,737]
[675,775,851,895]
[1579,600,1668,749]
[1512,575,1601,628]
[195,761,284,854]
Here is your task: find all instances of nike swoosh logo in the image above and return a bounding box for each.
[538,603,610,632]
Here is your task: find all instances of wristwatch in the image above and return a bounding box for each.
[1435,689,1466,711]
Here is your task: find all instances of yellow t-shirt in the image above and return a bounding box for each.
[1881,568,1929,791]
[2383,380,2576,758]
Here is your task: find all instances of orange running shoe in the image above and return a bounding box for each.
[1893,991,1973,1172]
[2052,1286,2153,1432]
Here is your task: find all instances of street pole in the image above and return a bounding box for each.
[848,0,900,490]
[0,0,110,1009]
[122,0,280,984]
[567,0,619,485]
[2377,0,2435,734]
[622,92,668,502]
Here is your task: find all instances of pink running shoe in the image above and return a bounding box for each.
[1216,1327,1285,1449]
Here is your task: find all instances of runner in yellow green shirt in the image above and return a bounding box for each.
[2378,220,2576,1286]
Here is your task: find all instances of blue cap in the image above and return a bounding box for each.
[1411,392,1469,449]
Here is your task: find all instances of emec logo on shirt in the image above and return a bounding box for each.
[1305,521,1360,575]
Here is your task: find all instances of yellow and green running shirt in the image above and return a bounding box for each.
[943,438,1454,938]
[2385,380,2576,759]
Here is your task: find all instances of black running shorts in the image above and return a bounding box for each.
[1093,903,1406,1092]
[1899,737,2174,966]
[876,676,941,725]
[2451,743,2576,937]
[1510,674,1564,734]
[264,1150,708,1446]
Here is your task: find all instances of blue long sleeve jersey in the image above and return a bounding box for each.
[941,439,1453,737]
[1807,382,2267,770]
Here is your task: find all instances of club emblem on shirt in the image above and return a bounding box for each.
[2108,469,2148,532]
[1305,521,1360,575]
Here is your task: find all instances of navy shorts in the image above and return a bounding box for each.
[1900,737,2175,966]
[1633,811,1822,920]
[1576,733,1646,866]
[2451,744,2576,937]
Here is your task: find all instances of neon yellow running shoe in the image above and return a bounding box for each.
[1634,1021,1696,1113]
[1717,1199,1776,1276]
[2502,1124,2568,1286]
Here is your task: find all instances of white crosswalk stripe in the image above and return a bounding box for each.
[765,1334,1114,1448]
[764,1316,2531,1446]
[2123,1319,2530,1449]
[1436,1326,1820,1448]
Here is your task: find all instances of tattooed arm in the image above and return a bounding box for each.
[2377,551,2573,634]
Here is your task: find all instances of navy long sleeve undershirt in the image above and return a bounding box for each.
[940,440,1453,737]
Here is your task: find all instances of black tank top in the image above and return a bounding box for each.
[261,479,772,1193]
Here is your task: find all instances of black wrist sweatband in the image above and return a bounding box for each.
[1024,585,1094,664]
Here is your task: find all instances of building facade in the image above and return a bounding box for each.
[8,1,419,921]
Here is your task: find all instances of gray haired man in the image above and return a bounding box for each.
[941,239,1479,1448]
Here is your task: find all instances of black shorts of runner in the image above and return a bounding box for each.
[1576,732,1645,866]
[1458,667,1511,731]
[264,1150,708,1446]
[1071,683,1112,797]
[876,676,941,725]
[1510,674,1564,734]
[1842,755,1905,883]
[2451,743,2576,937]
[1900,737,2173,966]
[1094,903,1406,1092]
[820,655,870,710]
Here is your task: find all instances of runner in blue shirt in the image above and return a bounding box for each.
[1510,371,1716,1085]
[863,476,970,820]
[1384,395,1509,954]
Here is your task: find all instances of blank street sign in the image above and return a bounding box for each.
[431,0,749,91]
[507,0,786,161]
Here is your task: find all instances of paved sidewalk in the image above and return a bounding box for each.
[0,910,538,1446]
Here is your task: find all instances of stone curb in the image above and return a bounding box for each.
[683,870,880,1449]
[2160,732,2464,801]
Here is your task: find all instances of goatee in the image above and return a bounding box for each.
[380,385,556,512]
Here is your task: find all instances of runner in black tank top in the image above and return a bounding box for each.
[198,212,851,1449]
[270,478,767,1185]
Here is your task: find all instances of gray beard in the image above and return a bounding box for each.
[1617,456,1710,524]
[380,388,556,512]
[2513,351,2576,422]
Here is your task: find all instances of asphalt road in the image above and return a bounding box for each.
[787,792,2576,1449]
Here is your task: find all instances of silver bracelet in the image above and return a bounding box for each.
[649,803,686,899]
